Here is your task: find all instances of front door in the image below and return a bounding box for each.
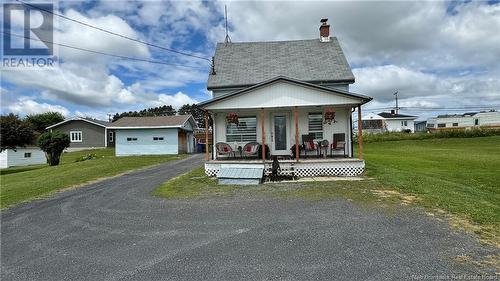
[271,113,289,155]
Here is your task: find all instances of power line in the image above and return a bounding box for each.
[14,0,211,62]
[366,106,500,111]
[3,31,206,69]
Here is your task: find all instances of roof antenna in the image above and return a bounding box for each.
[224,5,231,44]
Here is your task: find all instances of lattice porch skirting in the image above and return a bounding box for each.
[205,160,365,178]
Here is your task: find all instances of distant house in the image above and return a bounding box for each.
[414,121,427,132]
[0,147,46,168]
[362,111,418,133]
[426,111,500,130]
[47,117,113,151]
[108,115,197,156]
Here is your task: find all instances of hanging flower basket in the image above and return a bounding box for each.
[324,108,337,125]
[226,112,239,124]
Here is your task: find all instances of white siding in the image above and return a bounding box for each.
[205,81,363,110]
[385,119,415,132]
[0,150,7,168]
[115,128,179,156]
[476,112,500,126]
[212,106,352,158]
[0,148,46,168]
[425,112,500,129]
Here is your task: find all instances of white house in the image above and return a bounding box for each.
[362,111,418,133]
[0,147,46,169]
[426,111,500,130]
[108,115,197,156]
[198,19,372,180]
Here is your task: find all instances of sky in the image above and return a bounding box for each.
[1,0,500,121]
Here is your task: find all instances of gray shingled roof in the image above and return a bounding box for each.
[207,38,355,90]
[109,115,192,128]
[81,117,110,127]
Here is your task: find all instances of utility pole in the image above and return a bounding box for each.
[393,91,399,114]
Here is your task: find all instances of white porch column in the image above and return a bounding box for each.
[357,105,364,160]
[260,109,266,162]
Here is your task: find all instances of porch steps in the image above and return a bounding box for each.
[217,166,264,185]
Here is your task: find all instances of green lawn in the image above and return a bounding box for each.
[155,136,500,245]
[0,148,186,208]
[362,137,500,226]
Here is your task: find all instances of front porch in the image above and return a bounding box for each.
[198,77,369,181]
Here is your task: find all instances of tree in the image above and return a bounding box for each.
[112,105,177,121]
[0,114,35,151]
[178,104,206,128]
[26,112,65,133]
[37,131,70,166]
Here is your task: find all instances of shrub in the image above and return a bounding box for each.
[37,131,70,166]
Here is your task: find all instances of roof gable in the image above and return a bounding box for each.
[208,38,355,90]
[200,76,371,110]
[47,117,110,129]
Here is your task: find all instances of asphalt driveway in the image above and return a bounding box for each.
[1,154,496,280]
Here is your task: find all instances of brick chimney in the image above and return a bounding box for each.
[319,18,330,42]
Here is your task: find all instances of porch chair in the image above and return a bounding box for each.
[242,142,260,158]
[330,133,347,157]
[215,142,235,159]
[301,134,317,158]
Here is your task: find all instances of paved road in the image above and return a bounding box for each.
[1,154,496,280]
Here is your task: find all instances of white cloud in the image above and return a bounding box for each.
[7,97,70,116]
[56,9,150,63]
[352,65,442,103]
[153,91,198,109]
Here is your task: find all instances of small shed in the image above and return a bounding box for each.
[0,147,46,168]
[108,115,197,156]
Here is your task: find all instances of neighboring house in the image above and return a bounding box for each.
[0,147,46,168]
[414,121,427,132]
[362,111,418,133]
[108,115,197,156]
[47,117,113,150]
[426,111,500,130]
[198,19,372,180]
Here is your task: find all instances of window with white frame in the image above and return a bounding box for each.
[401,121,408,126]
[126,137,138,142]
[308,113,323,139]
[153,137,164,141]
[24,152,31,158]
[109,132,113,142]
[474,119,479,126]
[70,131,82,142]
[226,116,257,142]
